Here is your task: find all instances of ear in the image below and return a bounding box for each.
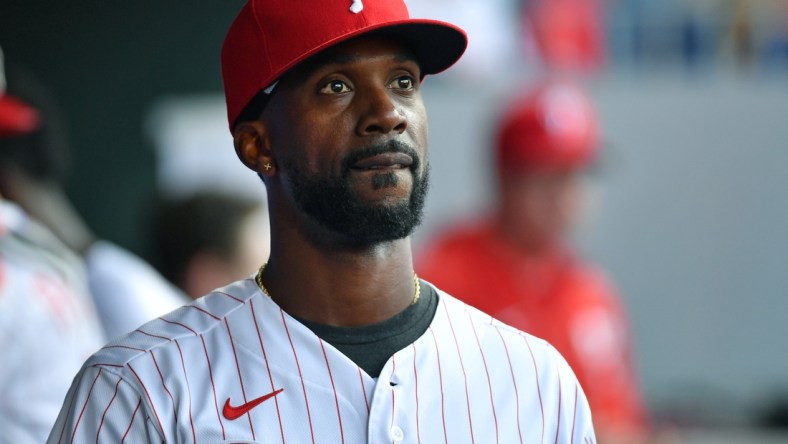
[233,121,276,176]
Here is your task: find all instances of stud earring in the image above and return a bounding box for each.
[264,162,273,171]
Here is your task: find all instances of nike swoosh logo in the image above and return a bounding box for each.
[223,388,284,420]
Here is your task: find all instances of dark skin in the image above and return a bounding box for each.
[233,37,426,327]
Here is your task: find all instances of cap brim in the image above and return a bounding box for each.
[366,20,468,75]
[268,19,467,89]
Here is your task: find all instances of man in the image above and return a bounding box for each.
[49,1,596,442]
[0,52,189,341]
[0,53,105,443]
[418,79,648,442]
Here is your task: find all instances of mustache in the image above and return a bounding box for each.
[341,140,422,173]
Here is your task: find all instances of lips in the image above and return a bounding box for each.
[351,152,413,171]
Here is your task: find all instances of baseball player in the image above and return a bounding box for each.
[0,68,105,442]
[0,50,189,341]
[49,1,596,442]
[417,80,648,442]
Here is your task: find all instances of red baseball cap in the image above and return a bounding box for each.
[221,0,467,132]
[496,80,599,172]
[0,94,40,137]
[0,46,40,137]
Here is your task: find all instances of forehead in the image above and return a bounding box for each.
[279,36,419,86]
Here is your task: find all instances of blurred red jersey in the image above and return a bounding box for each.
[417,220,648,435]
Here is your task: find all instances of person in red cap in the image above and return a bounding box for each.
[0,47,105,443]
[50,1,597,443]
[418,80,650,443]
[0,54,190,343]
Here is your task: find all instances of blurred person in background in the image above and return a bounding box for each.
[0,48,105,443]
[417,79,650,443]
[0,50,189,341]
[521,0,606,72]
[149,192,269,300]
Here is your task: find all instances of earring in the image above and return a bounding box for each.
[264,162,273,171]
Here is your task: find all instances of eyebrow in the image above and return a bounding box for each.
[287,50,419,84]
[319,52,417,67]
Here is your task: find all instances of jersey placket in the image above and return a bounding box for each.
[368,348,416,444]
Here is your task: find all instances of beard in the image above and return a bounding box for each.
[282,140,429,247]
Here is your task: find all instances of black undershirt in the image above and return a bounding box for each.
[294,280,438,378]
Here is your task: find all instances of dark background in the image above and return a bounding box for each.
[0,0,245,252]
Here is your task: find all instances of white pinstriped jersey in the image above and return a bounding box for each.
[49,276,596,443]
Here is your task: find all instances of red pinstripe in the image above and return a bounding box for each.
[56,370,83,443]
[101,345,146,353]
[411,343,422,444]
[319,338,345,443]
[69,368,103,444]
[225,317,256,439]
[136,329,170,342]
[467,311,499,443]
[159,317,198,335]
[93,363,125,369]
[250,300,285,442]
[280,309,316,443]
[175,340,197,444]
[150,352,177,424]
[571,384,579,443]
[200,335,226,439]
[554,369,563,444]
[128,364,165,438]
[121,399,142,443]
[428,327,448,444]
[188,305,221,320]
[217,291,244,303]
[442,302,475,442]
[357,367,370,413]
[495,327,523,444]
[96,378,121,442]
[524,335,545,442]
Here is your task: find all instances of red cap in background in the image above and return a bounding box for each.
[0,95,40,137]
[221,0,467,132]
[496,80,599,172]
[0,46,40,137]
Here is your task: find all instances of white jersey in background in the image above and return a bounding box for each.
[0,201,105,444]
[49,277,595,443]
[84,240,190,341]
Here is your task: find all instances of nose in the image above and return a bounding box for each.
[355,88,407,136]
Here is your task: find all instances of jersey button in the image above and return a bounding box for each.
[390,425,404,442]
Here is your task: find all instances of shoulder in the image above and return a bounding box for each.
[433,286,572,371]
[82,277,263,375]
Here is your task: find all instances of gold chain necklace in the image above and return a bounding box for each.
[255,263,421,305]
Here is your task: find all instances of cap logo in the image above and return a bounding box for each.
[543,87,589,144]
[350,0,363,13]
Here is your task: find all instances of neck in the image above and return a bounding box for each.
[262,225,417,327]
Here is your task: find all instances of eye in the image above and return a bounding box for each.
[319,80,351,94]
[389,76,415,91]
